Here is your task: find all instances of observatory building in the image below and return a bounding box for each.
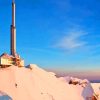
[0,0,24,67]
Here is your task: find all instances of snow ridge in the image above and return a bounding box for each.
[0,64,95,100]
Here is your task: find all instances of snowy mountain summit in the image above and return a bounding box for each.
[0,64,96,100]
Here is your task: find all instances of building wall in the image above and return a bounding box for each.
[0,58,12,65]
[19,60,24,67]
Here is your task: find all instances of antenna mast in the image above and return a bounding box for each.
[11,0,16,56]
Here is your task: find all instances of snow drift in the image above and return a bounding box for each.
[0,64,94,100]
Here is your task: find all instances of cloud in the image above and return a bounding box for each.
[55,30,87,51]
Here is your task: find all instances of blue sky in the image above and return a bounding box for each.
[0,0,100,78]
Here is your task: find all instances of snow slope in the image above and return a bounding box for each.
[0,64,94,100]
[91,83,100,100]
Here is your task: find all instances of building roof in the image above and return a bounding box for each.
[0,53,14,59]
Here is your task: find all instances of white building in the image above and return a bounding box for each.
[0,53,24,67]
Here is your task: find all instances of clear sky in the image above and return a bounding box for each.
[0,0,100,79]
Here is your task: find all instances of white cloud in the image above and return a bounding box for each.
[55,30,87,50]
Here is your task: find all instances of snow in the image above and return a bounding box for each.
[91,83,100,100]
[0,64,94,100]
[59,76,94,99]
